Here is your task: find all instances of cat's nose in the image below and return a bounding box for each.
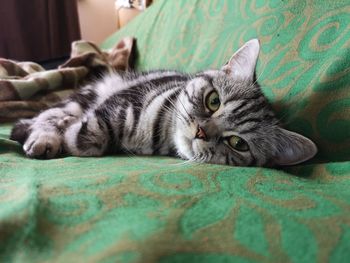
[195,126,207,140]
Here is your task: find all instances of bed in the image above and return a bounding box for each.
[1,0,350,262]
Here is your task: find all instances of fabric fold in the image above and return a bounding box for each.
[0,37,135,122]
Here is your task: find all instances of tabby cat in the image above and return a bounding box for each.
[11,39,317,167]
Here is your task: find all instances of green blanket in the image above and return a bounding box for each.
[1,0,350,262]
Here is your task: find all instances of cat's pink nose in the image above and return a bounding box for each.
[195,126,207,140]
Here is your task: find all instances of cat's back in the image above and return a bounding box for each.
[91,70,191,107]
[116,70,191,90]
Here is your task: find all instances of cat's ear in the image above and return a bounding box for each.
[222,39,260,81]
[273,128,318,166]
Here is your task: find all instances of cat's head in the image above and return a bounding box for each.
[174,39,317,167]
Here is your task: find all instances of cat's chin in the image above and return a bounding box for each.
[174,133,194,160]
[175,138,205,162]
[190,139,212,162]
[192,139,204,151]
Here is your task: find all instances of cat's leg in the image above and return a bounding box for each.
[11,101,83,158]
[63,111,110,157]
[11,84,100,158]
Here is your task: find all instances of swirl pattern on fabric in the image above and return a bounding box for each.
[1,0,350,262]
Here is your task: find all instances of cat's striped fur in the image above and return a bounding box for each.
[10,39,317,166]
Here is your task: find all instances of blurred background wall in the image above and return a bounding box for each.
[77,0,119,44]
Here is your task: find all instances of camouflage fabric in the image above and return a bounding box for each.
[0,37,135,122]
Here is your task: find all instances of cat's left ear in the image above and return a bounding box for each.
[273,128,318,166]
[222,39,260,81]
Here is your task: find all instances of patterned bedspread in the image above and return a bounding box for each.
[1,0,350,262]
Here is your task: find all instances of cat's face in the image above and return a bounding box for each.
[174,39,317,166]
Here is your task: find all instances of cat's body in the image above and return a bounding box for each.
[11,40,317,167]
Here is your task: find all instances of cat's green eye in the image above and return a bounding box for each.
[228,135,249,152]
[205,90,221,112]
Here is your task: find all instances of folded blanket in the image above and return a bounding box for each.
[0,37,135,122]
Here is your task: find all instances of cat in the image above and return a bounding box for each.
[10,39,317,167]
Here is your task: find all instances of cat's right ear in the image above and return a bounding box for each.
[221,39,260,81]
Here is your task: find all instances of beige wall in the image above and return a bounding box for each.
[77,0,119,44]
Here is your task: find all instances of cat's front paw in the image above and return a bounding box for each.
[23,131,62,159]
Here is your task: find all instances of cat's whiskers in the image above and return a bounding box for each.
[161,101,187,124]
[147,80,193,123]
[176,95,194,122]
[170,159,195,167]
